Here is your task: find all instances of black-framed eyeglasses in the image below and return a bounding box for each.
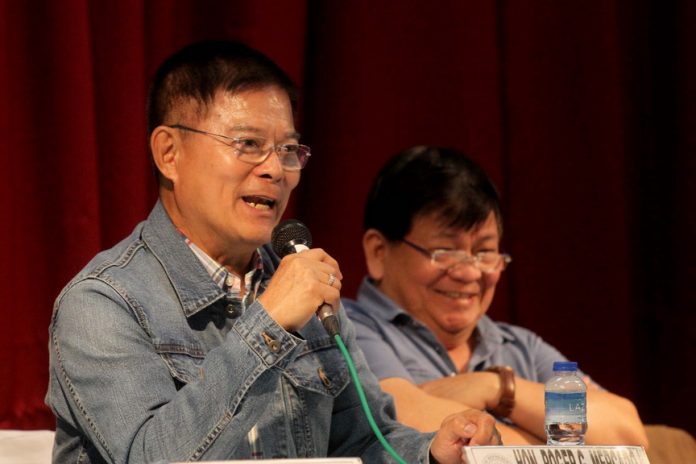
[168,124,311,171]
[400,238,512,274]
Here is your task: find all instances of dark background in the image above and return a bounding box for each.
[1,0,694,436]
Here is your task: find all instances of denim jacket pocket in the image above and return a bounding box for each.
[284,338,350,397]
[154,341,207,386]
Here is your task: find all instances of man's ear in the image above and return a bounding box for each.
[150,126,180,184]
[363,228,388,281]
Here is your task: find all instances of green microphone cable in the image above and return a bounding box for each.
[333,334,408,464]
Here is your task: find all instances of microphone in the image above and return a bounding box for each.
[271,219,340,337]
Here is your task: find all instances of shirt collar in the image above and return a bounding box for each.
[141,200,275,317]
[184,237,264,292]
[183,237,268,316]
[357,277,414,323]
[358,276,516,370]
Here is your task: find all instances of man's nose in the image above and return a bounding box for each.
[255,148,285,178]
[446,259,482,280]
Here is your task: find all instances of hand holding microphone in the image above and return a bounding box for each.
[257,219,341,336]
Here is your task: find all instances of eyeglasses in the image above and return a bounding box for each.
[168,124,311,171]
[400,238,512,274]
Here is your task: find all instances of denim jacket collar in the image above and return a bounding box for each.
[141,201,228,318]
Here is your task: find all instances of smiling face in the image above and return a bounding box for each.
[366,211,503,345]
[152,86,300,273]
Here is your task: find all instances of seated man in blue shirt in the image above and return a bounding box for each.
[344,145,648,446]
[46,44,500,463]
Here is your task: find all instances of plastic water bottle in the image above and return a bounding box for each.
[544,361,587,445]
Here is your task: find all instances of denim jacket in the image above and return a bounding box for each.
[47,201,434,463]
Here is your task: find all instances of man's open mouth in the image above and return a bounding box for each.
[243,195,276,210]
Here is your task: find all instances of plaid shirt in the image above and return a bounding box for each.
[185,238,267,316]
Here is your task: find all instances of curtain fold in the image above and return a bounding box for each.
[1,0,693,435]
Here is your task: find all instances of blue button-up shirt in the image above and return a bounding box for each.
[344,278,588,385]
[47,201,435,463]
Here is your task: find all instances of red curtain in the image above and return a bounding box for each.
[1,0,694,434]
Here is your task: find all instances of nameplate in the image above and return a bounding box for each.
[172,459,362,464]
[461,445,649,464]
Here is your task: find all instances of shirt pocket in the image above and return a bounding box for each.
[284,338,350,398]
[154,341,207,386]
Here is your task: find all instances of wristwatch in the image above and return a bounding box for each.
[484,365,516,418]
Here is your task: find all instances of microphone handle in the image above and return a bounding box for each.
[317,303,340,337]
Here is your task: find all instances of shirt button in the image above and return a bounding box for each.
[225,304,240,318]
[225,275,235,287]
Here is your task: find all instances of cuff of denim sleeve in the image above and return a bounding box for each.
[424,434,438,464]
[484,365,516,418]
[235,300,302,368]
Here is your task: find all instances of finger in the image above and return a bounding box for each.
[440,413,479,444]
[326,273,337,288]
[301,265,341,292]
[324,272,343,292]
[288,249,343,282]
[322,282,342,309]
[304,248,343,280]
[439,410,499,446]
[303,268,342,308]
[430,414,479,463]
[468,414,500,446]
[309,263,342,291]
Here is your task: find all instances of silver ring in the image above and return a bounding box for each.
[327,274,336,287]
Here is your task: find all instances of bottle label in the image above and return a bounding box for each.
[545,392,586,423]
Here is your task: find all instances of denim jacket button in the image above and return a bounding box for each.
[225,304,240,318]
[318,367,332,388]
[262,331,281,353]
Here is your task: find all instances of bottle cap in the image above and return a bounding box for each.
[552,361,578,371]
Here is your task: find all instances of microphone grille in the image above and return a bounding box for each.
[271,219,313,257]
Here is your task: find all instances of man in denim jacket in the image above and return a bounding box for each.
[46,41,500,463]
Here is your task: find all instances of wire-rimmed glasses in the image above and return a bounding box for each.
[168,124,311,171]
[401,238,512,273]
